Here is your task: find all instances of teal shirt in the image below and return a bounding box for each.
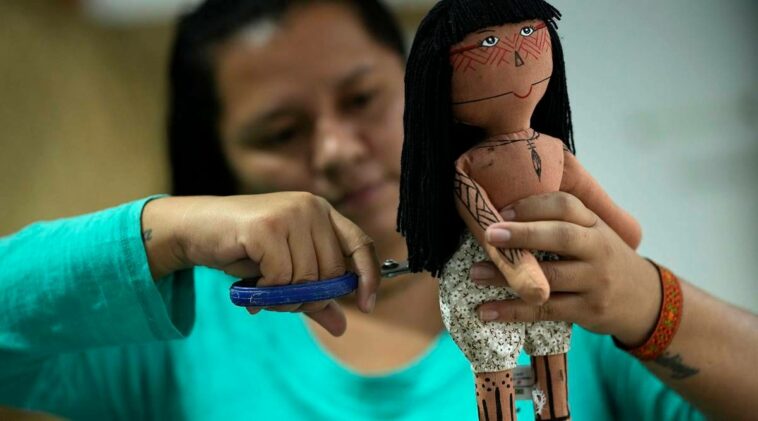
[0,198,704,420]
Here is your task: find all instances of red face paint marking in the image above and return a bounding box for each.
[451,44,512,72]
[450,22,550,73]
[513,85,533,99]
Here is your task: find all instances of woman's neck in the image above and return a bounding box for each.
[362,231,441,323]
[311,272,443,374]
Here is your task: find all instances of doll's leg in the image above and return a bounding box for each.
[440,232,525,420]
[530,354,570,421]
[524,321,572,421]
[475,370,516,421]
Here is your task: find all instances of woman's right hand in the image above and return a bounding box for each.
[140,193,380,336]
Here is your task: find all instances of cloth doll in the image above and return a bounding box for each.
[397,1,642,420]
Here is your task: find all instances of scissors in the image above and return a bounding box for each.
[229,259,411,307]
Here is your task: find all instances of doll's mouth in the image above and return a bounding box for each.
[513,86,533,99]
[452,76,551,105]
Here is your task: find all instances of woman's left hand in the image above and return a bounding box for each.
[472,192,660,346]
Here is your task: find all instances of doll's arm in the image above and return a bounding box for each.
[560,150,642,248]
[455,158,549,304]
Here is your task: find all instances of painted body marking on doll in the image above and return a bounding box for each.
[477,371,517,421]
[526,135,542,180]
[454,170,525,266]
[472,130,550,180]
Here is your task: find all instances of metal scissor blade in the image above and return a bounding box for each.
[380,259,411,278]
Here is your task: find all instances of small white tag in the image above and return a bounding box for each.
[512,365,535,401]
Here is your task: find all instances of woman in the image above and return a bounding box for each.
[0,0,755,419]
[167,0,756,418]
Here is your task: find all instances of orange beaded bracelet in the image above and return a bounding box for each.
[617,260,683,360]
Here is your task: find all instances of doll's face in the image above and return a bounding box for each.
[450,20,553,134]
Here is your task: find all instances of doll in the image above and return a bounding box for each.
[397,1,642,420]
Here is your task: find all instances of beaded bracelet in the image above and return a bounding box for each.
[616,260,684,360]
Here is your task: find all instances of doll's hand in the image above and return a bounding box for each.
[470,192,661,346]
[142,193,380,337]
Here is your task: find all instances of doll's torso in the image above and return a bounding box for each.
[457,130,565,210]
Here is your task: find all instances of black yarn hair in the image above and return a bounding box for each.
[398,0,574,276]
[168,0,406,196]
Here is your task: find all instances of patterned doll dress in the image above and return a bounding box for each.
[439,231,572,372]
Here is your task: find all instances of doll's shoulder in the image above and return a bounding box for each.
[536,132,567,148]
[537,132,574,162]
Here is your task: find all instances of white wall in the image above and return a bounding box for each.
[555,0,757,310]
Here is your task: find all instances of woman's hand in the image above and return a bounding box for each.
[471,192,661,346]
[141,193,381,337]
[472,192,758,418]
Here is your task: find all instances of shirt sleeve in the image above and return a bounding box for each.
[595,334,705,420]
[0,196,195,363]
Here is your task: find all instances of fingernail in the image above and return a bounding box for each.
[487,227,511,243]
[479,308,499,321]
[501,208,516,221]
[366,293,376,312]
[471,264,495,281]
[246,307,261,315]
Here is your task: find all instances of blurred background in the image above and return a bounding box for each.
[1,0,756,311]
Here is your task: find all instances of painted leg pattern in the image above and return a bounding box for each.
[531,354,570,421]
[475,371,516,421]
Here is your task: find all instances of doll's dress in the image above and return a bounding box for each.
[439,231,571,373]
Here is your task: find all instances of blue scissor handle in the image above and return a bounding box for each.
[229,272,358,307]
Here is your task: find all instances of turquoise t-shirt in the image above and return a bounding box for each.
[0,198,704,420]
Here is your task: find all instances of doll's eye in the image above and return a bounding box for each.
[480,36,499,48]
[520,26,535,37]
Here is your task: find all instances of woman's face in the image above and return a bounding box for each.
[214,3,405,242]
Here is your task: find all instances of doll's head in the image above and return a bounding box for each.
[450,19,553,135]
[398,0,574,275]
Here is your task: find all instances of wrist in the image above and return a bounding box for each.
[141,196,190,280]
[614,260,684,360]
[613,257,662,347]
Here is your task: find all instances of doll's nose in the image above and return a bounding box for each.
[514,51,525,67]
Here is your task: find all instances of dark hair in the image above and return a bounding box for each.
[398,0,574,276]
[168,0,406,196]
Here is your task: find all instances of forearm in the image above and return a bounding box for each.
[0,197,193,359]
[641,280,758,418]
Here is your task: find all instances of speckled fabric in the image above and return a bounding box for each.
[439,231,572,373]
